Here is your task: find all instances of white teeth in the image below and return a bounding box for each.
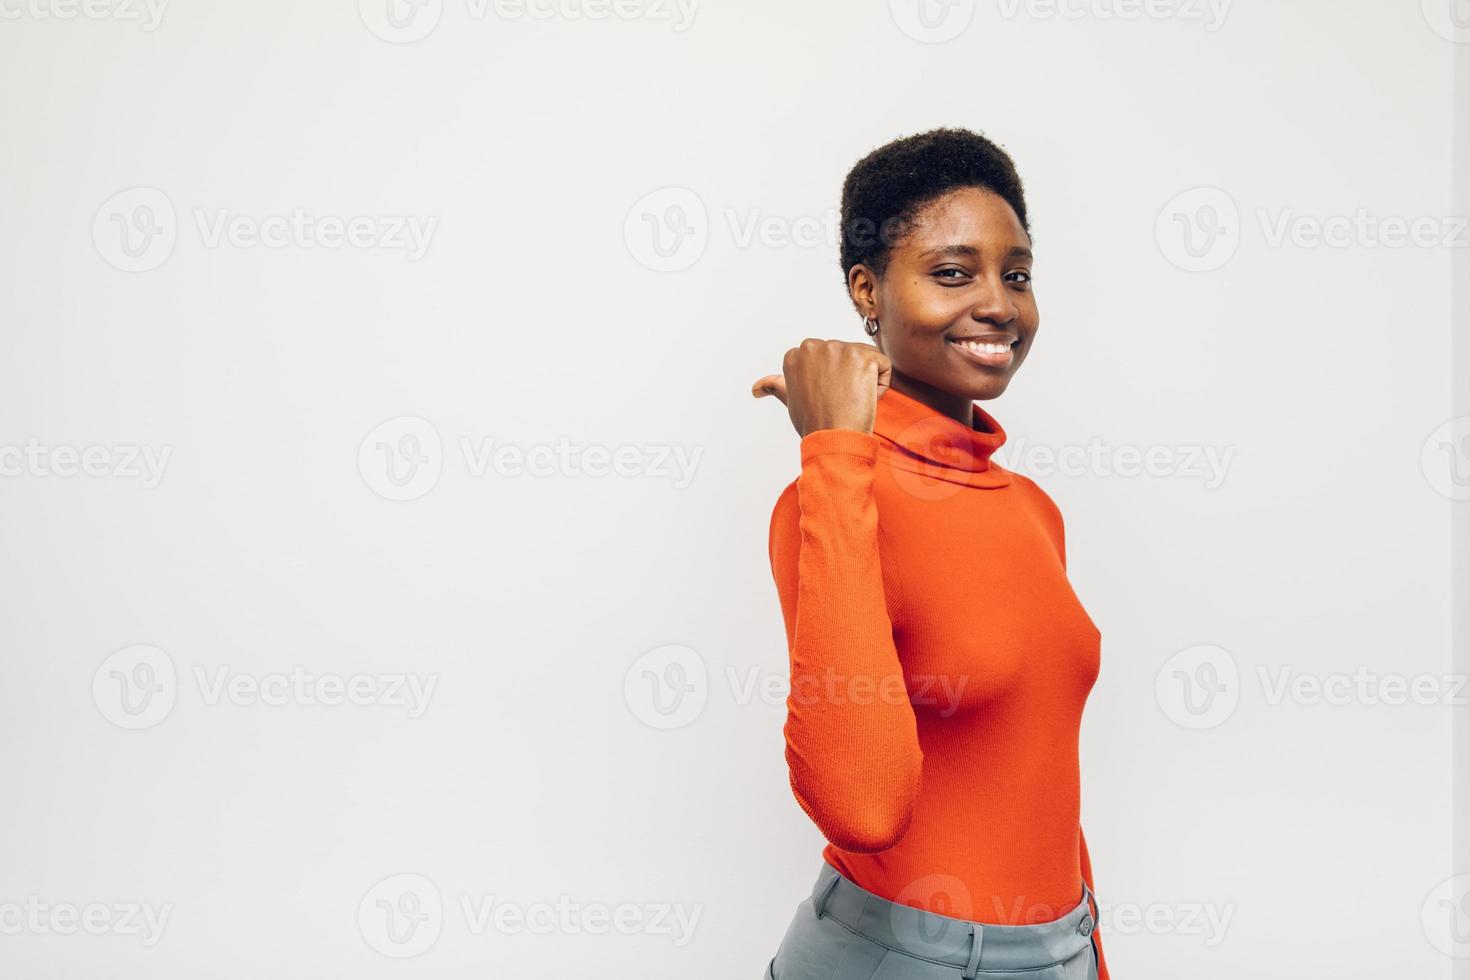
[954,339,1012,355]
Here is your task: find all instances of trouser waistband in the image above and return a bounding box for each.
[808,861,1096,979]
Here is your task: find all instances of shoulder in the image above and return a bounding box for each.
[1006,469,1064,525]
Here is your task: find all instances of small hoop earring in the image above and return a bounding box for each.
[863,316,879,336]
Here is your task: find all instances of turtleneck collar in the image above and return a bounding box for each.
[872,386,1012,489]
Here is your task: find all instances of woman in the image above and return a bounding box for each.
[751,128,1109,980]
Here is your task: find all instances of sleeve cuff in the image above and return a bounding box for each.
[800,428,879,465]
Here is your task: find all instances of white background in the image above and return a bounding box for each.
[1,1,1467,977]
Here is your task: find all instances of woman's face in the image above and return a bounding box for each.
[850,186,1038,416]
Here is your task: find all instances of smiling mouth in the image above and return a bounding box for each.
[948,335,1018,368]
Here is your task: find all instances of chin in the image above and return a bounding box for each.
[958,374,1012,401]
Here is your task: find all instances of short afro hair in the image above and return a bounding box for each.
[838,127,1029,285]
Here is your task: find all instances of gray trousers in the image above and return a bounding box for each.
[765,860,1100,980]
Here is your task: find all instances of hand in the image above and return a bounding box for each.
[750,339,892,437]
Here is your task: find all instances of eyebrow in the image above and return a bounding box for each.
[919,244,1034,260]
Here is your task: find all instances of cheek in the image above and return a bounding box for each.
[894,282,965,332]
[1010,298,1040,337]
[1020,292,1040,321]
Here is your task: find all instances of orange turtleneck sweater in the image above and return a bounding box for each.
[767,386,1109,979]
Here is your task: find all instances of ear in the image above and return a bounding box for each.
[847,263,879,319]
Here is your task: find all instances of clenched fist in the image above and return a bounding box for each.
[750,339,892,438]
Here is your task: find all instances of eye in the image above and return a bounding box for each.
[1005,269,1033,285]
[932,267,971,283]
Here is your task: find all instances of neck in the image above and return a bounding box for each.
[888,372,980,428]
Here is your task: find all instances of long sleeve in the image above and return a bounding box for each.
[1079,823,1111,980]
[767,427,924,853]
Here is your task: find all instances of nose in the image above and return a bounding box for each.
[969,274,1018,326]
